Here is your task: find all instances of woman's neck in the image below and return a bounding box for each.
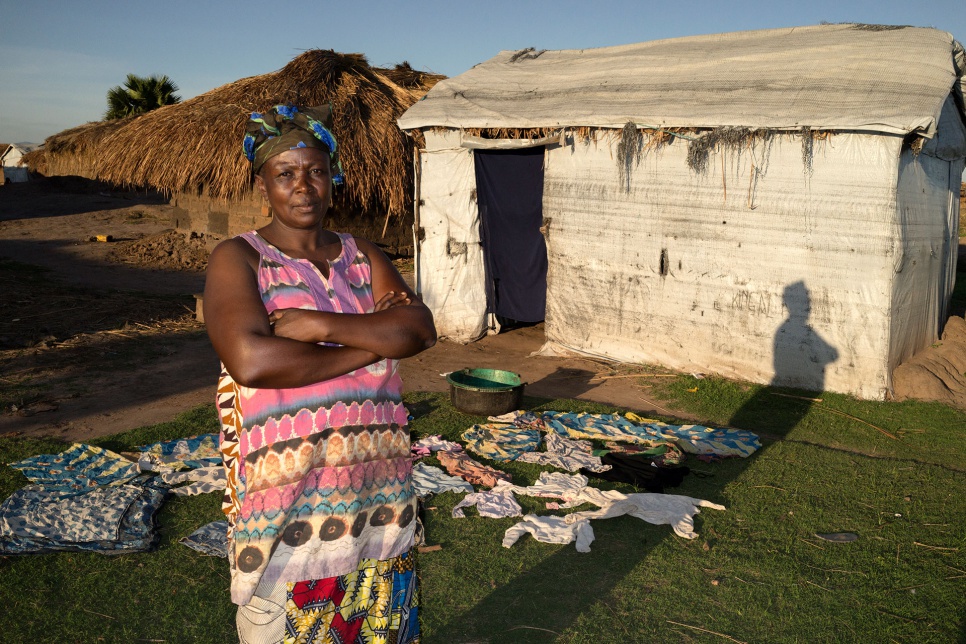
[257,223,340,259]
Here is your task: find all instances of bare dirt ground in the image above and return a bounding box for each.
[0,178,684,443]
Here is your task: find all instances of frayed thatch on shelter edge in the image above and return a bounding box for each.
[28,51,444,248]
[23,118,132,177]
[376,61,445,93]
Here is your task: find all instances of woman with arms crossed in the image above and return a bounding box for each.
[204,104,436,644]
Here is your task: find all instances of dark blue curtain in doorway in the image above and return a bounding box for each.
[474,147,548,325]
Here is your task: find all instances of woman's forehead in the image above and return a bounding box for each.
[264,147,330,169]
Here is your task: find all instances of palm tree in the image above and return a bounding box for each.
[105,74,181,120]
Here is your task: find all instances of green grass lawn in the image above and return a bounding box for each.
[1,388,964,643]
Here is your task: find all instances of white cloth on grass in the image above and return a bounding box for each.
[502,514,595,553]
[504,471,590,502]
[503,471,624,508]
[452,482,522,519]
[565,493,726,539]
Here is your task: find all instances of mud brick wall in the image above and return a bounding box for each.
[170,191,415,256]
[170,192,270,239]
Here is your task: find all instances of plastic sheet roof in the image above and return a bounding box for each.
[399,24,966,137]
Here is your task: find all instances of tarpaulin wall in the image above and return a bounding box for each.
[538,131,906,399]
[414,147,486,341]
[891,95,966,371]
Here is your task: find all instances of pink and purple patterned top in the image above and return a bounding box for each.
[217,231,415,606]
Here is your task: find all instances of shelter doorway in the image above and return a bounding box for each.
[474,147,548,332]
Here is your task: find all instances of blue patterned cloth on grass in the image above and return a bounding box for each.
[136,433,221,472]
[461,424,541,462]
[180,521,229,557]
[8,443,140,492]
[542,411,761,457]
[0,475,168,555]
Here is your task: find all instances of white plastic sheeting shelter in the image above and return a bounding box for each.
[398,24,966,399]
[1,143,39,183]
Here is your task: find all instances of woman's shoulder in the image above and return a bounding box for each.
[208,235,260,270]
[345,235,383,259]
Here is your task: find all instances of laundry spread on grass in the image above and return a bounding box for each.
[516,432,610,473]
[461,423,541,461]
[503,513,595,552]
[0,406,755,558]
[586,451,690,493]
[412,462,475,497]
[601,440,687,466]
[564,492,726,540]
[437,449,513,488]
[1,435,227,556]
[160,465,226,496]
[407,408,756,551]
[544,411,761,457]
[136,433,221,472]
[0,475,168,555]
[8,443,140,492]
[452,481,523,519]
[411,435,463,458]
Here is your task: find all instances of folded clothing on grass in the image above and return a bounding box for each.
[0,475,168,555]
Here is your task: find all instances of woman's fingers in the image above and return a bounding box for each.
[373,291,411,312]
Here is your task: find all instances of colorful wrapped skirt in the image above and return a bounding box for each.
[237,550,419,644]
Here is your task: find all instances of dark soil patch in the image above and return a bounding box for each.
[0,258,193,349]
[107,229,212,272]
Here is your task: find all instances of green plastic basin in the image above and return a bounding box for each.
[446,368,524,415]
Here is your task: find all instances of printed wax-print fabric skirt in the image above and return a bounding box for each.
[286,550,419,644]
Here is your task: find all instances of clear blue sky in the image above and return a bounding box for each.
[0,0,963,144]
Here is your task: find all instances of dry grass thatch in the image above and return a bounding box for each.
[375,62,445,92]
[24,118,132,176]
[31,51,444,217]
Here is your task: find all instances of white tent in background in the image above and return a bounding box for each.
[398,24,966,400]
[1,143,39,182]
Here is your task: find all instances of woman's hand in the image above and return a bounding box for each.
[372,290,411,312]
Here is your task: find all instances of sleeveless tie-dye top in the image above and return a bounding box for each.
[216,231,416,606]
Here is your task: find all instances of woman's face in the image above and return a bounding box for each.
[255,147,332,231]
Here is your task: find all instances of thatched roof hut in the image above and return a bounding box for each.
[29,50,444,228]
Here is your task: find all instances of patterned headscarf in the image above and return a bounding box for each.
[243,104,344,185]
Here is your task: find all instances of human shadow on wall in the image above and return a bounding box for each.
[426,282,839,643]
[729,280,839,439]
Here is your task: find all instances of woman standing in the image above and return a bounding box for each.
[204,104,436,644]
